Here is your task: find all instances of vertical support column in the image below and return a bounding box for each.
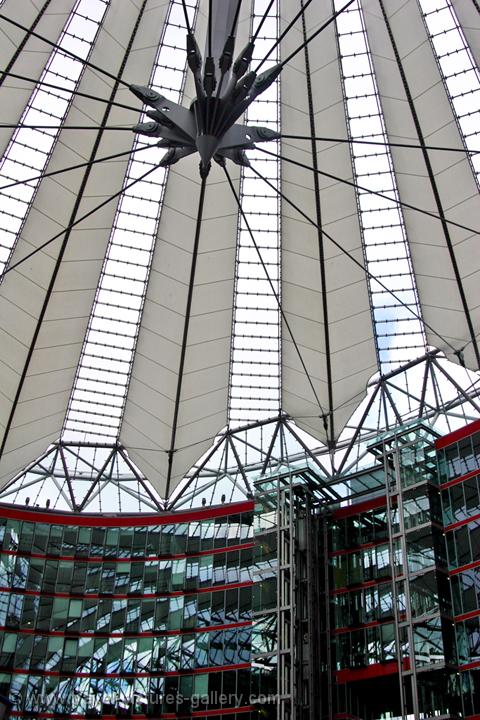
[322,517,333,720]
[253,471,322,719]
[385,451,408,719]
[392,448,421,720]
[277,475,295,719]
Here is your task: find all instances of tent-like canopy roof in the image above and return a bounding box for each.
[0,0,479,499]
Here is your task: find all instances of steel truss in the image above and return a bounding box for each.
[1,351,478,514]
[0,441,163,513]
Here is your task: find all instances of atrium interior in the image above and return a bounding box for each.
[0,0,479,718]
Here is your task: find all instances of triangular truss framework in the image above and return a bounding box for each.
[0,1,479,509]
[2,352,477,513]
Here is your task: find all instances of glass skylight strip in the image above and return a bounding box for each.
[334,0,426,370]
[0,0,110,273]
[63,0,197,441]
[418,0,480,183]
[228,1,281,427]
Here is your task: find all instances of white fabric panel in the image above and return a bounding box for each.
[279,5,378,444]
[0,0,170,489]
[452,0,480,64]
[0,0,76,156]
[121,157,240,497]
[362,0,480,369]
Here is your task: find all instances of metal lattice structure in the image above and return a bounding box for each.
[0,0,478,509]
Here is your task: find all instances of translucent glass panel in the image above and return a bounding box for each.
[331,541,394,587]
[419,0,480,182]
[330,507,389,550]
[335,0,426,369]
[0,0,110,273]
[442,474,480,525]
[0,510,254,715]
[451,566,480,616]
[63,1,197,440]
[446,518,480,568]
[440,431,480,481]
[228,1,281,426]
[333,581,395,627]
[0,514,253,557]
[336,622,400,668]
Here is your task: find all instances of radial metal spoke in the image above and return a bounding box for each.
[0,142,151,192]
[0,12,132,89]
[1,163,158,277]
[224,163,326,419]
[278,0,355,68]
[280,133,480,155]
[258,146,480,238]
[0,70,142,114]
[165,172,209,497]
[0,124,131,130]
[250,164,459,357]
[254,0,315,72]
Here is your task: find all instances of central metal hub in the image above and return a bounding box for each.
[129,3,280,176]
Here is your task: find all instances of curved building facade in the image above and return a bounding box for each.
[0,0,479,718]
[0,502,255,718]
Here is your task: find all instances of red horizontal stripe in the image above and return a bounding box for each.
[445,511,480,533]
[459,660,480,672]
[0,500,254,527]
[450,559,480,576]
[8,662,251,680]
[334,618,392,635]
[329,538,388,558]
[332,495,388,520]
[454,609,480,623]
[335,658,409,683]
[441,468,480,489]
[0,541,255,565]
[10,707,253,719]
[330,576,392,595]
[0,579,253,600]
[435,420,480,450]
[0,620,252,639]
[191,708,252,718]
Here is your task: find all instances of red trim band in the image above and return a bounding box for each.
[334,618,393,635]
[0,500,254,527]
[0,579,253,600]
[450,558,480,576]
[441,468,480,489]
[435,420,480,450]
[0,541,255,565]
[454,609,480,623]
[10,708,253,719]
[444,511,480,533]
[335,658,409,683]
[330,576,392,596]
[332,495,387,520]
[330,538,388,558]
[7,662,251,680]
[459,660,480,672]
[0,620,252,639]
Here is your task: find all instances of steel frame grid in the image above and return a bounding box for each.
[228,0,281,429]
[0,350,477,514]
[63,0,200,443]
[332,0,427,371]
[0,0,478,516]
[418,0,480,187]
[0,0,110,274]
